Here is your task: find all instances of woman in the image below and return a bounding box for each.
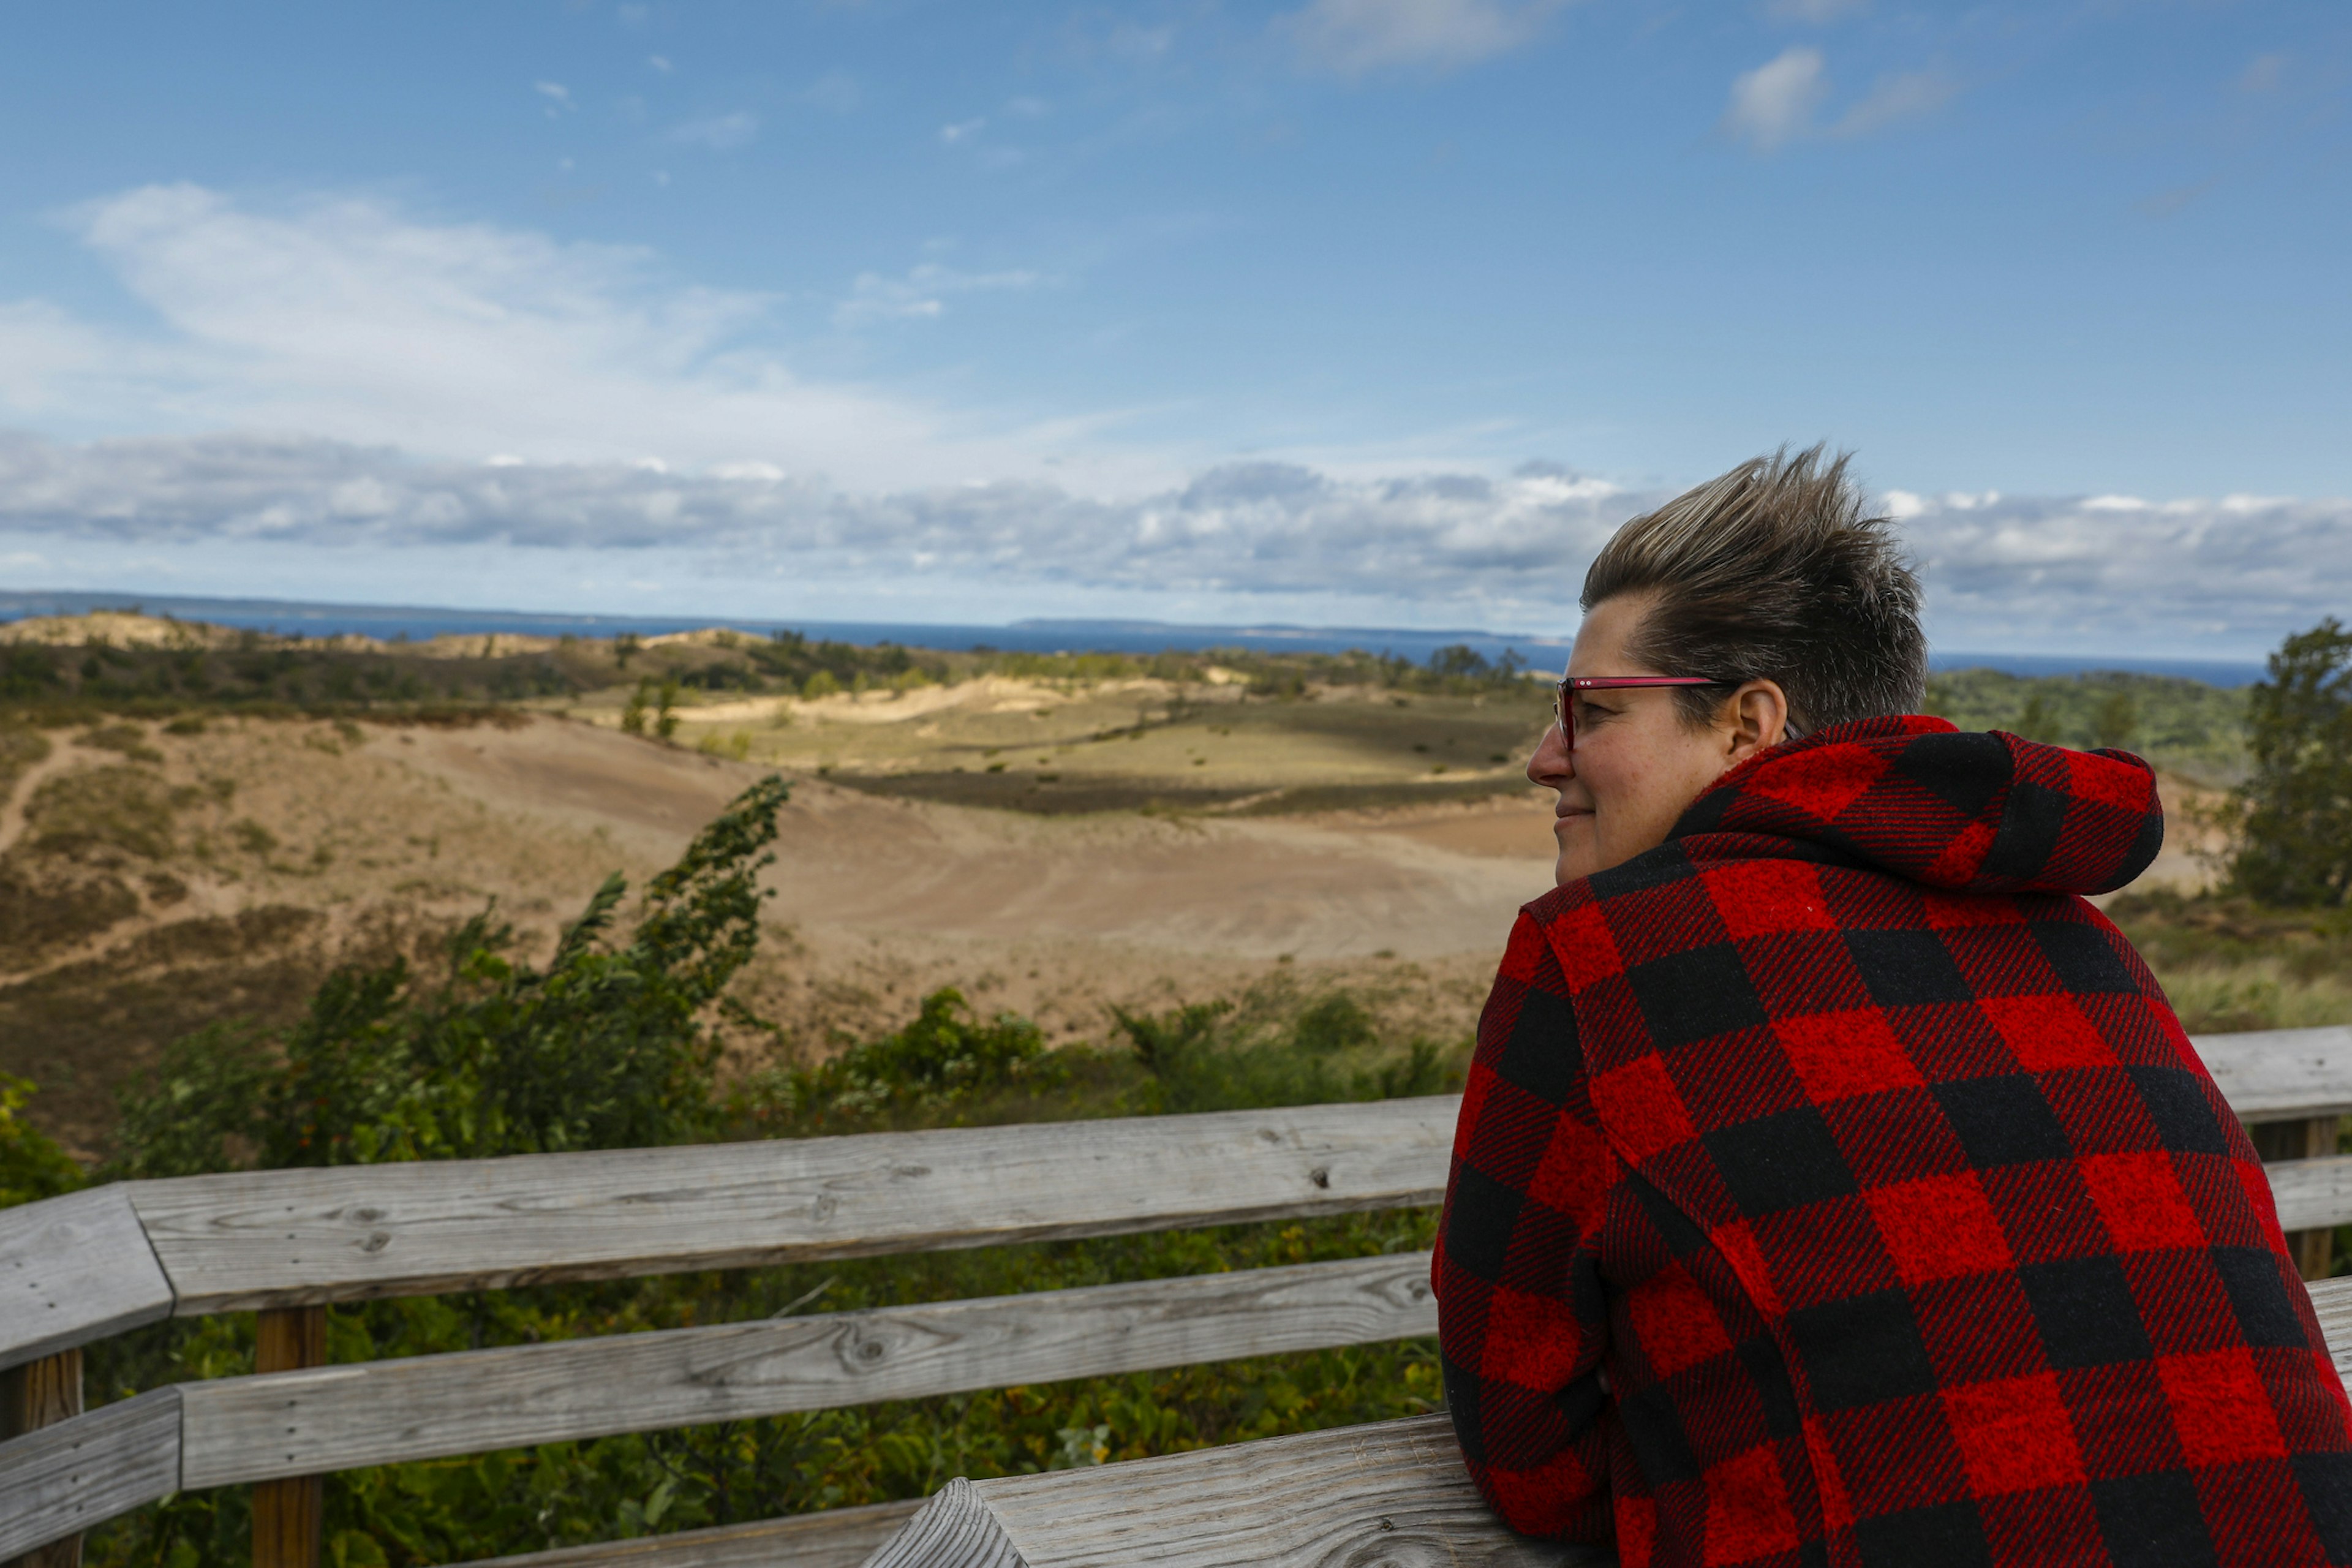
[1434,449,2352,1567]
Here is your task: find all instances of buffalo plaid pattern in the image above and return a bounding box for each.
[1435,717,2352,1567]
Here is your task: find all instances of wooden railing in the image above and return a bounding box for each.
[1,1025,2347,1568]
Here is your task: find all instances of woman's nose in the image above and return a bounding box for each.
[1526,720,1574,789]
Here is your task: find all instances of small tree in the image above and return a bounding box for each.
[655,676,682,741]
[2226,618,2352,907]
[619,676,652,735]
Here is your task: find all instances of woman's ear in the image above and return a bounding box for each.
[1721,680,1791,764]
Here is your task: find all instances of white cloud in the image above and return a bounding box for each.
[834,263,1047,328]
[801,70,859,113]
[4,182,2343,657]
[1724,47,1826,149]
[666,111,758,149]
[1766,0,1866,21]
[1833,70,1955,136]
[534,81,575,116]
[1,183,1123,492]
[1,424,2344,655]
[0,434,1635,619]
[939,118,987,145]
[1285,0,1561,75]
[647,54,674,74]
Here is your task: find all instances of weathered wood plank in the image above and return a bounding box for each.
[448,1501,922,1568]
[129,1099,1455,1314]
[0,1388,181,1562]
[2261,1153,2352,1234]
[2247,1116,2343,1279]
[4,1346,88,1568]
[179,1253,1437,1487]
[0,1186,175,1373]
[2310,1278,2352,1379]
[863,1482,1024,1568]
[2199,1026,2352,1125]
[959,1413,1602,1567]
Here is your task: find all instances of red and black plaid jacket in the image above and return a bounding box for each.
[1435,716,2352,1567]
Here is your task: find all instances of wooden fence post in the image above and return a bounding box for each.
[2,1348,85,1568]
[253,1307,327,1568]
[2251,1117,2342,1281]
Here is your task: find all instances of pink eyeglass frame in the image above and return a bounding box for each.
[1553,675,1735,748]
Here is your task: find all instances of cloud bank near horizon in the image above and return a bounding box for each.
[1,427,2343,658]
[2,183,2345,658]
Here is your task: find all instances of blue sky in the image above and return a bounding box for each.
[0,1,2346,655]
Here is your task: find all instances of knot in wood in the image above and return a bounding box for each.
[1309,1166,1331,1189]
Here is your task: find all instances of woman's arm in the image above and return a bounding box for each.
[1434,909,1629,1541]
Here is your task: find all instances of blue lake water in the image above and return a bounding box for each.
[0,588,2267,688]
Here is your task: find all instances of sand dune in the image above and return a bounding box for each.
[388,717,1557,962]
[0,706,2218,1154]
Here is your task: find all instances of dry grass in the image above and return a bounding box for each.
[617,676,1555,815]
[2108,891,2352,1033]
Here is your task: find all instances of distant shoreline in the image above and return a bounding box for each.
[0,587,2269,688]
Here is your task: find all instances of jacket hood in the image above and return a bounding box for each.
[1671,714,2164,896]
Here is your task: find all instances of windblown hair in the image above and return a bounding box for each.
[1581,445,1926,735]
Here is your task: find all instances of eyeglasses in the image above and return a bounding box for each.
[1553,675,1735,750]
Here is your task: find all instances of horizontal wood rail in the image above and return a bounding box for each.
[2198,1025,2352,1123]
[176,1253,1435,1488]
[124,1095,1452,1317]
[0,1388,180,1562]
[1,1023,2348,1565]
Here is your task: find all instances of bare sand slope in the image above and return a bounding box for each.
[383,719,2215,954]
[384,720,1558,962]
[385,720,771,867]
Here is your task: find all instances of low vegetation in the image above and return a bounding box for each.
[0,780,1464,1567]
[0,608,2344,1564]
[1921,666,2249,782]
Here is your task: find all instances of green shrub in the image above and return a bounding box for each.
[742,988,1065,1132]
[0,1074,85,1208]
[55,784,1466,1567]
[111,776,789,1176]
[1114,994,1452,1115]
